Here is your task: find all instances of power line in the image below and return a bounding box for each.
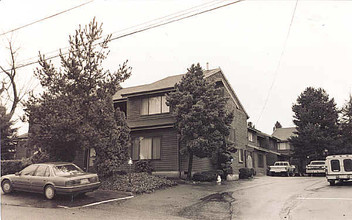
[17,0,227,65]
[0,0,94,37]
[0,0,244,73]
[256,0,299,126]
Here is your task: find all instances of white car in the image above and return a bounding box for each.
[306,160,326,176]
[326,155,352,186]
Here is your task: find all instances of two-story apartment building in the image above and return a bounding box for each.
[88,68,248,177]
[272,127,297,159]
[246,126,281,175]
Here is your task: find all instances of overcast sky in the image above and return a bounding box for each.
[1,0,352,135]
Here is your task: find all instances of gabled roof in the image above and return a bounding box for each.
[113,68,220,100]
[113,68,248,117]
[272,127,297,141]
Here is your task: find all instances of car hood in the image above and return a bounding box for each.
[1,174,15,179]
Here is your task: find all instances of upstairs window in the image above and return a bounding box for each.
[141,95,170,115]
[248,132,253,142]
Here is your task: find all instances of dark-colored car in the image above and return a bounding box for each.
[1,162,100,200]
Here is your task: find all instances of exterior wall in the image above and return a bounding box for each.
[131,128,179,172]
[180,153,216,174]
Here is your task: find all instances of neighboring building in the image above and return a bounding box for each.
[81,68,248,177]
[13,133,32,160]
[272,127,297,158]
[246,127,281,175]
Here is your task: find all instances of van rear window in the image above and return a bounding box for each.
[331,160,340,172]
[343,159,352,172]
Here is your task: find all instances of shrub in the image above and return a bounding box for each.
[239,168,253,179]
[192,170,223,182]
[1,159,32,176]
[134,160,153,174]
[100,172,177,194]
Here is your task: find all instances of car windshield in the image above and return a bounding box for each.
[311,161,325,165]
[52,164,84,176]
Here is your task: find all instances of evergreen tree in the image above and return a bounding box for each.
[340,95,352,153]
[167,64,233,180]
[0,105,17,160]
[290,87,340,162]
[24,18,131,177]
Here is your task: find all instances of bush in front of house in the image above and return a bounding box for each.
[239,168,253,179]
[134,160,153,174]
[100,172,177,194]
[1,159,32,176]
[192,170,224,182]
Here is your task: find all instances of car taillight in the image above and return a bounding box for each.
[65,180,81,186]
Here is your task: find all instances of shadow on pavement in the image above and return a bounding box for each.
[1,190,133,209]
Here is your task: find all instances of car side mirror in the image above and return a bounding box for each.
[15,172,20,176]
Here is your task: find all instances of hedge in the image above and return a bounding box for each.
[192,170,224,182]
[1,159,32,176]
[239,168,254,179]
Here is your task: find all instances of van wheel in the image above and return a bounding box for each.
[329,180,335,186]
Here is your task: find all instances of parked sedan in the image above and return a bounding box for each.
[1,162,100,200]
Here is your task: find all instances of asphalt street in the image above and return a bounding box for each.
[232,176,352,220]
[1,176,352,220]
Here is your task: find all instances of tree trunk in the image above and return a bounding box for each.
[187,151,194,180]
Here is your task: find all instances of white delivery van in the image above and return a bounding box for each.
[326,154,352,186]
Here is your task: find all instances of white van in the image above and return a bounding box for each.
[326,154,352,185]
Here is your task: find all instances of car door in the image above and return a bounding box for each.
[13,165,38,191]
[30,165,50,192]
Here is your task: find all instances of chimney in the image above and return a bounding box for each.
[206,62,209,70]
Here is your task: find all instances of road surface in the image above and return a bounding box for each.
[232,176,352,220]
[2,176,352,220]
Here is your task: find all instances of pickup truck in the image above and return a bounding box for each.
[268,161,296,177]
[305,160,326,176]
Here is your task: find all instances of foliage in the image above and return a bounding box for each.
[100,172,177,194]
[217,151,233,178]
[134,160,153,174]
[340,95,352,153]
[290,87,340,161]
[0,105,17,160]
[24,18,131,178]
[1,159,32,176]
[192,170,223,182]
[239,168,253,179]
[166,63,233,180]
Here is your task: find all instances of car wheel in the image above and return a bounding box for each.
[44,185,55,200]
[1,180,13,194]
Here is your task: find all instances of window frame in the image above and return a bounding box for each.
[132,136,162,160]
[330,159,341,172]
[140,95,170,115]
[239,149,244,163]
[248,132,253,142]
